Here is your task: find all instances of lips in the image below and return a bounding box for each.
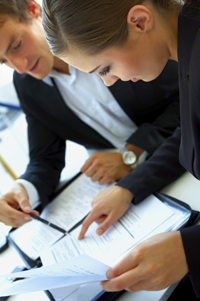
[29,59,39,73]
[131,78,138,82]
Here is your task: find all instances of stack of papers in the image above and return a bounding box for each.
[9,174,113,260]
[0,254,109,297]
[2,174,191,298]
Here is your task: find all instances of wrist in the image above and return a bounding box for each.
[123,144,148,169]
[125,143,144,157]
[121,149,138,170]
[121,144,145,170]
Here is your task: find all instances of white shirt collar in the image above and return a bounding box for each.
[42,65,76,86]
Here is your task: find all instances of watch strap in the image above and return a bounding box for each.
[120,148,148,170]
[121,148,138,170]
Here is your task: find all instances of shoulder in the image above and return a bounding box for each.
[13,71,39,89]
[13,72,41,99]
[13,72,54,101]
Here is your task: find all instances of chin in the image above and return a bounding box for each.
[30,70,49,80]
[144,72,162,82]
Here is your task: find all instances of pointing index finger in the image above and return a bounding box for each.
[78,208,101,240]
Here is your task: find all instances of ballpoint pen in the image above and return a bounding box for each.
[29,213,70,236]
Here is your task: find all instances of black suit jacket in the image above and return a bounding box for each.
[13,60,183,207]
[175,2,200,297]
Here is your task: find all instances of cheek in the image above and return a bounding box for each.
[118,63,136,79]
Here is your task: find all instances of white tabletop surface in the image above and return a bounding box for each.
[0,172,199,301]
[0,66,19,107]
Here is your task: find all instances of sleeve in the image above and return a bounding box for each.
[127,97,180,155]
[13,74,66,209]
[18,112,66,209]
[117,127,186,204]
[180,225,200,298]
[15,179,40,208]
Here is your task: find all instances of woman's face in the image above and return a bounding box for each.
[62,23,171,86]
[61,4,177,86]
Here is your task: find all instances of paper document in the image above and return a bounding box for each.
[41,195,175,267]
[5,171,191,299]
[2,192,191,298]
[0,254,109,296]
[9,173,112,259]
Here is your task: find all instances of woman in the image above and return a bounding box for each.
[42,0,200,298]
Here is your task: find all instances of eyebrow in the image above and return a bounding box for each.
[89,65,100,73]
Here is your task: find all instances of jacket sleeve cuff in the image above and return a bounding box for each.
[180,225,200,297]
[15,179,40,209]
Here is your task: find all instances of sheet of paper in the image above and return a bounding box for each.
[49,283,103,301]
[1,193,190,298]
[41,195,175,267]
[0,254,109,296]
[9,174,112,259]
[41,222,135,266]
[41,174,113,230]
[8,220,64,260]
[0,254,109,279]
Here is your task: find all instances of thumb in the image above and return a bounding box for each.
[12,183,32,213]
[19,199,32,213]
[17,196,32,213]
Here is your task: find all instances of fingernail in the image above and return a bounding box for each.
[24,215,31,221]
[97,229,103,236]
[106,270,112,279]
[24,206,31,211]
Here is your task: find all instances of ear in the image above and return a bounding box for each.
[127,5,153,32]
[28,0,41,19]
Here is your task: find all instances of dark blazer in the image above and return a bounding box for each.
[13,60,183,208]
[176,2,200,297]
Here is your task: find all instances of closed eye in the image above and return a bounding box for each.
[99,66,110,77]
[13,40,21,51]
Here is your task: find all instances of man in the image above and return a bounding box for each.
[0,0,184,228]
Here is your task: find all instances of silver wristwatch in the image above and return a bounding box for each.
[122,149,138,170]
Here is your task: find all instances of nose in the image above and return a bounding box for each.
[101,75,119,87]
[8,55,28,74]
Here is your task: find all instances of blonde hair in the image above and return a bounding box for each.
[42,0,191,56]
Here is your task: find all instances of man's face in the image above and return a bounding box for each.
[0,15,54,79]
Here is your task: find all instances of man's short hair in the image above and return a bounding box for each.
[0,0,38,23]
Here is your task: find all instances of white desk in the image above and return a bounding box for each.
[0,65,19,108]
[0,171,199,301]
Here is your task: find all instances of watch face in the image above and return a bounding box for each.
[123,151,137,165]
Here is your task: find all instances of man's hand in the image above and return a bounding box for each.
[78,186,133,239]
[81,152,132,185]
[101,231,188,292]
[0,182,39,227]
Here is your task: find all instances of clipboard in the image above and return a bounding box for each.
[6,173,200,301]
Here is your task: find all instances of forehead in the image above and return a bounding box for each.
[0,17,19,36]
[0,15,23,37]
[61,40,133,73]
[61,51,97,73]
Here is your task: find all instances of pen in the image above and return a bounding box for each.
[0,154,17,180]
[29,213,70,236]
